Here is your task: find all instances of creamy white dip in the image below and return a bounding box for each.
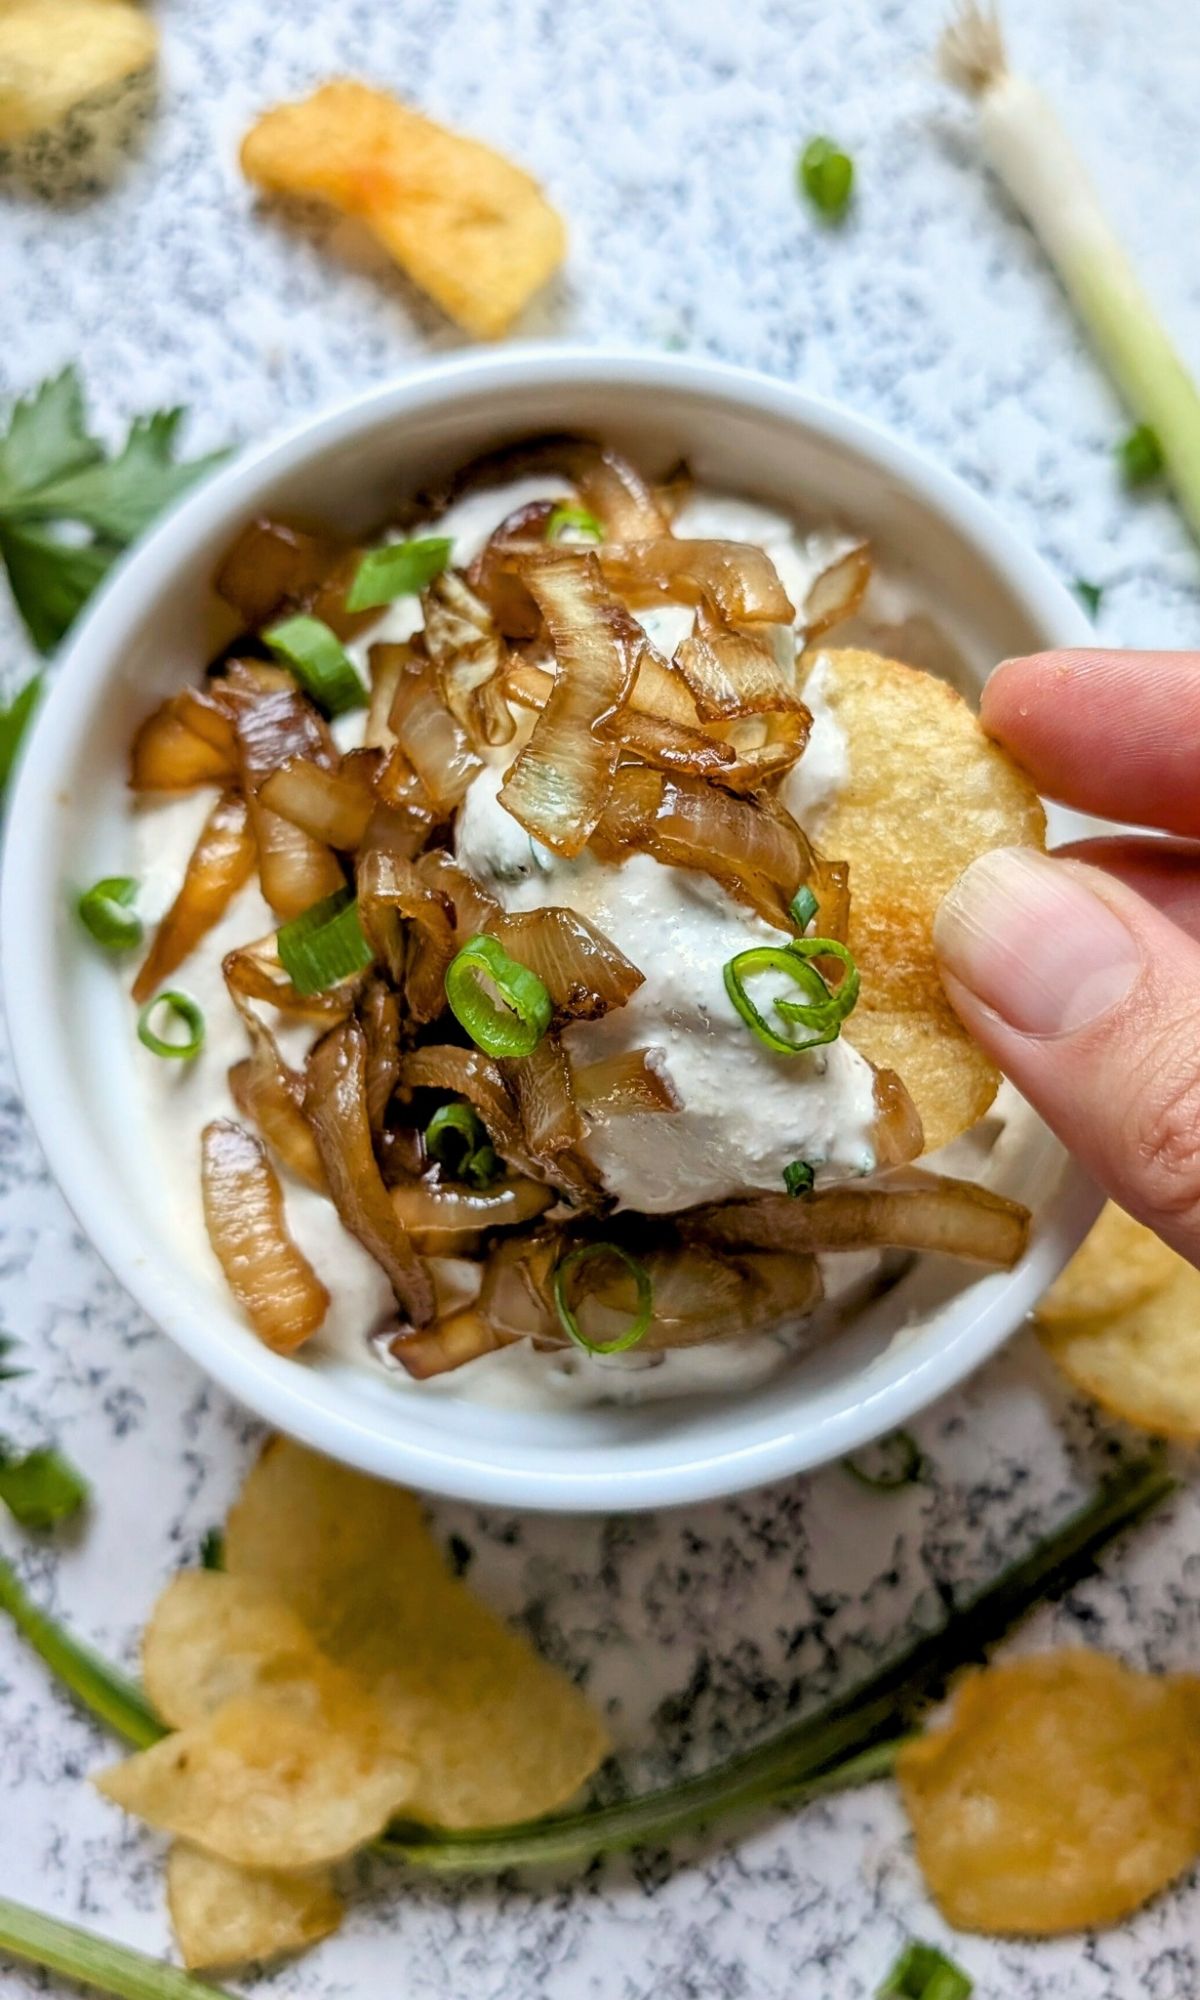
[130,478,929,1406]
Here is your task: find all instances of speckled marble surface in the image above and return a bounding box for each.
[2,2,1200,1993]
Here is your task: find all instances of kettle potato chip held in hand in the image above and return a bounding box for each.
[224,1436,611,1828]
[897,1650,1200,1934]
[0,0,157,144]
[240,81,566,339]
[807,648,1046,1153]
[166,1844,342,1975]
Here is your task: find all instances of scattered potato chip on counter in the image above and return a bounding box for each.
[1039,1252,1200,1439]
[898,1650,1200,1933]
[0,0,157,144]
[1037,1200,1178,1327]
[805,648,1046,1152]
[166,1845,342,1975]
[240,80,566,339]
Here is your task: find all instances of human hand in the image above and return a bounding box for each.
[935,650,1200,1265]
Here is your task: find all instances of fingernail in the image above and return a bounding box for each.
[935,847,1141,1037]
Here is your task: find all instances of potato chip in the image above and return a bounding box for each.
[1038,1255,1200,1438]
[897,1650,1200,1933]
[240,81,566,340]
[0,0,157,144]
[167,1845,342,1973]
[143,1570,326,1729]
[807,648,1046,1152]
[96,1689,416,1871]
[1036,1201,1177,1327]
[224,1437,610,1827]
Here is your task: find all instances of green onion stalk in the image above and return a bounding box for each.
[0,1898,239,2000]
[940,4,1200,547]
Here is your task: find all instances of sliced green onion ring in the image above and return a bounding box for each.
[137,990,205,1061]
[444,933,552,1058]
[724,937,859,1054]
[425,1102,501,1187]
[552,1242,654,1356]
[276,888,374,998]
[545,504,605,544]
[263,613,366,717]
[844,1430,924,1493]
[877,1938,973,1999]
[346,537,454,612]
[1117,422,1164,487]
[77,876,142,951]
[789,885,819,932]
[783,1159,816,1198]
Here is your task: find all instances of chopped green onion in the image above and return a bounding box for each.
[276,888,374,998]
[789,885,819,931]
[844,1430,924,1492]
[0,1445,88,1529]
[263,612,366,717]
[425,1103,502,1188]
[799,136,854,219]
[137,991,204,1061]
[0,1894,239,2000]
[346,536,454,612]
[444,933,552,1058]
[0,674,43,800]
[199,1527,224,1571]
[552,1242,654,1356]
[77,876,141,952]
[0,1554,163,1750]
[0,1335,23,1382]
[1117,422,1164,487]
[545,504,605,544]
[877,1941,973,1999]
[783,1159,816,1198]
[1073,578,1103,617]
[724,937,859,1055]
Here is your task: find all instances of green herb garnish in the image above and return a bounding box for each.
[724,937,859,1055]
[789,885,819,931]
[137,991,205,1061]
[552,1243,654,1357]
[276,888,373,998]
[0,370,226,654]
[783,1160,816,1198]
[845,1431,924,1492]
[444,933,553,1059]
[77,877,142,952]
[877,1940,973,1999]
[0,1555,161,1748]
[799,137,854,220]
[545,505,605,544]
[0,1446,88,1530]
[1118,422,1165,486]
[1073,578,1103,617]
[0,674,43,799]
[425,1104,502,1189]
[0,1894,238,2000]
[263,612,366,718]
[199,1528,225,1572]
[346,537,453,612]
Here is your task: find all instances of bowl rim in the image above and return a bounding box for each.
[1,344,1099,1511]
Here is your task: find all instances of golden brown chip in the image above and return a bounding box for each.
[806,648,1046,1151]
[897,1650,1200,1933]
[240,81,566,339]
[96,1689,416,1871]
[1036,1201,1177,1327]
[142,1570,329,1729]
[1038,1255,1200,1438]
[224,1437,610,1828]
[167,1845,342,1973]
[0,0,157,143]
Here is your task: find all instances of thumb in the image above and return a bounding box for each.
[934,846,1200,1268]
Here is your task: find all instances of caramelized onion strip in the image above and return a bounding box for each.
[224,934,361,1023]
[390,1308,508,1380]
[571,1048,681,1116]
[390,1177,554,1256]
[234,686,344,918]
[600,539,794,624]
[258,755,377,851]
[491,906,643,1021]
[673,605,808,721]
[686,1173,1031,1268]
[200,1119,329,1352]
[132,790,255,1005]
[228,1008,326,1192]
[130,700,236,791]
[385,643,482,814]
[803,542,872,642]
[357,846,456,1019]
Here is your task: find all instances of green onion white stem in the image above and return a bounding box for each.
[940,4,1200,548]
[0,1897,238,2000]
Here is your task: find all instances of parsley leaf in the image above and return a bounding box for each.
[0,675,44,798]
[0,367,227,653]
[0,1445,89,1530]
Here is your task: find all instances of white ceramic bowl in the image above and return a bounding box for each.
[2,347,1098,1512]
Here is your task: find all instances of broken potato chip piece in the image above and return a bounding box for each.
[807,648,1046,1153]
[1038,1252,1200,1439]
[224,1436,611,1827]
[167,1845,342,1974]
[1037,1201,1177,1327]
[240,80,566,339]
[898,1650,1200,1933]
[0,0,157,144]
[142,1569,333,1729]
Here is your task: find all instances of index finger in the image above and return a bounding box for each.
[981,650,1200,836]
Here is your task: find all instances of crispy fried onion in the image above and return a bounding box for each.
[497,550,638,857]
[227,1002,326,1192]
[802,542,872,643]
[383,641,482,814]
[571,1047,681,1117]
[421,570,514,748]
[390,1176,554,1256]
[132,789,255,1005]
[599,539,794,624]
[591,768,813,929]
[200,1119,329,1352]
[234,683,344,918]
[684,1171,1031,1268]
[304,1020,434,1326]
[258,751,379,851]
[478,1230,822,1355]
